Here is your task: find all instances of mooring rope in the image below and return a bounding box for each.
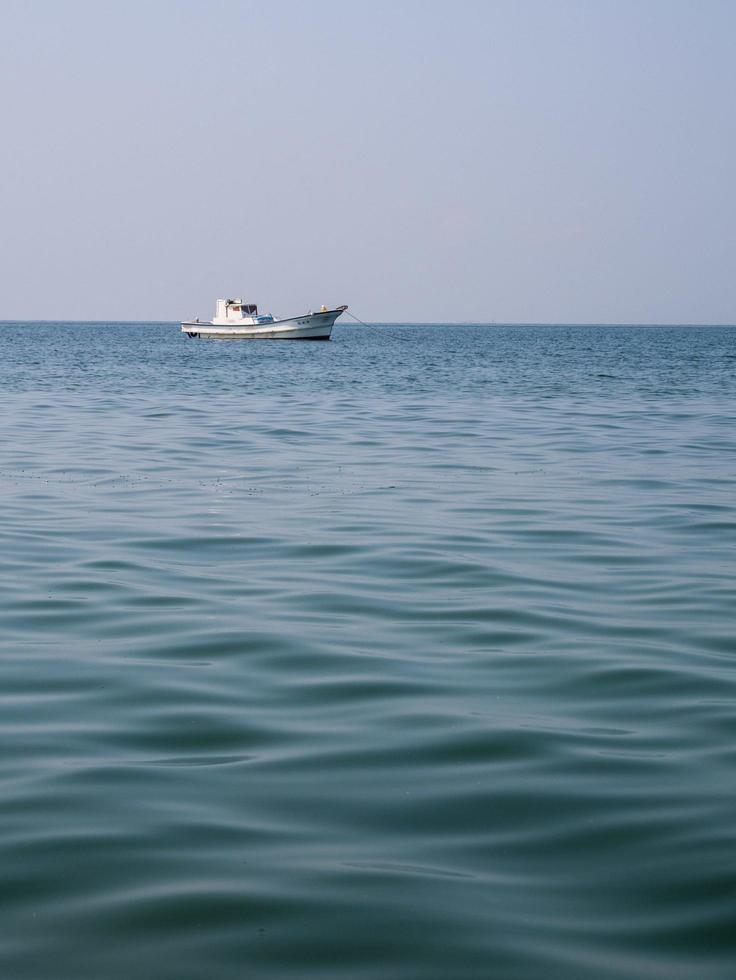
[345,310,376,329]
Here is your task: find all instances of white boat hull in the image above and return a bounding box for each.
[181,308,345,341]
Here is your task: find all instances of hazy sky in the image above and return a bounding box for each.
[1,0,734,322]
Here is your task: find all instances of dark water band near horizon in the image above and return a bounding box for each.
[1,322,735,979]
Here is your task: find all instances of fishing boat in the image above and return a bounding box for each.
[181,299,348,340]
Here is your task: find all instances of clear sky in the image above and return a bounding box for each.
[1,0,734,323]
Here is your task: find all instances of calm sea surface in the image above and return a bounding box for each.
[1,322,735,979]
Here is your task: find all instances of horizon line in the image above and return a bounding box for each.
[1,319,735,328]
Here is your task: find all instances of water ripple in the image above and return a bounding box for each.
[1,323,735,979]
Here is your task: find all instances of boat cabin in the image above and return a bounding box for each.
[216,298,257,319]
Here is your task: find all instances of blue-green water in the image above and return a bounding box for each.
[1,322,735,979]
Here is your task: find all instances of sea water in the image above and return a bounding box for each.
[1,322,735,979]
